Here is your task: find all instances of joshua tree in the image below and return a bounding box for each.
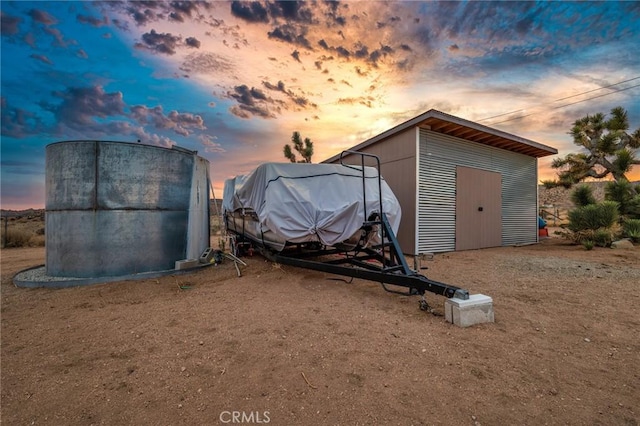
[283,131,313,163]
[550,106,640,190]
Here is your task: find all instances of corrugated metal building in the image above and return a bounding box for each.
[323,109,557,255]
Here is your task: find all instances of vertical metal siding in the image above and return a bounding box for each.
[418,129,537,253]
[414,127,420,254]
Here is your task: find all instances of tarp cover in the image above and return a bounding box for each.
[223,163,401,246]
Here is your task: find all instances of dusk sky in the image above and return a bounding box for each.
[1,1,639,210]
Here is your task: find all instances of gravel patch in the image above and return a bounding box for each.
[13,266,84,282]
[498,254,640,280]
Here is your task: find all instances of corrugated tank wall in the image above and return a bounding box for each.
[418,129,537,253]
[46,141,210,278]
[186,155,211,259]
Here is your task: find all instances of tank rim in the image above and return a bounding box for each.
[13,263,214,288]
[45,140,199,156]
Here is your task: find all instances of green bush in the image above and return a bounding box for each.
[582,240,595,250]
[605,180,640,219]
[567,206,596,231]
[623,218,640,234]
[623,219,640,243]
[564,200,621,246]
[627,194,640,219]
[626,230,640,243]
[568,201,619,232]
[571,185,597,207]
[593,229,613,247]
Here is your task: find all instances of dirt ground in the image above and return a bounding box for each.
[1,237,639,425]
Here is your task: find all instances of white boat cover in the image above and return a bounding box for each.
[223,163,401,247]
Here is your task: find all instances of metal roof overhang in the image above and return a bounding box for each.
[324,109,558,163]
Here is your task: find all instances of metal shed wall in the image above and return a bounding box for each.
[418,129,538,253]
[332,127,417,252]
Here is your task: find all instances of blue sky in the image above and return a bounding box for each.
[1,1,639,209]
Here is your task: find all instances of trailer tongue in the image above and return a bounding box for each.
[223,152,469,310]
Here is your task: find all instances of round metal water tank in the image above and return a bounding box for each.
[45,141,210,278]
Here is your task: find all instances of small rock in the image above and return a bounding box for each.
[178,404,183,409]
[199,341,204,345]
[421,348,427,353]
[584,338,591,343]
[181,366,187,372]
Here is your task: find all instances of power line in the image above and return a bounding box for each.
[478,108,526,122]
[554,76,640,101]
[552,83,640,110]
[486,82,640,126]
[478,76,640,123]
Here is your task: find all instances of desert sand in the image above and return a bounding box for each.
[1,237,639,425]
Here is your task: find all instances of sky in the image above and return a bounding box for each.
[1,0,639,210]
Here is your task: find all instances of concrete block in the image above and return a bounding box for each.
[199,247,214,263]
[175,259,200,270]
[445,294,494,327]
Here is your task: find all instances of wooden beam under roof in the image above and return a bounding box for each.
[323,109,558,163]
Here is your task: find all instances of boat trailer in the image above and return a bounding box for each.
[225,152,470,311]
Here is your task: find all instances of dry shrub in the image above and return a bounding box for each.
[30,235,46,247]
[3,229,32,248]
[555,224,621,247]
[593,229,614,247]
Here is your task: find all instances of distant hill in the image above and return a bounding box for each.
[0,209,45,219]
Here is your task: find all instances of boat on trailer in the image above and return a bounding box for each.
[223,151,469,309]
